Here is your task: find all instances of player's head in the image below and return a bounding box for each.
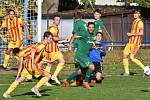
[8,9,16,20]
[13,48,20,56]
[43,31,53,43]
[53,15,60,26]
[94,9,102,20]
[87,22,95,33]
[95,32,103,41]
[133,10,141,19]
[74,12,82,19]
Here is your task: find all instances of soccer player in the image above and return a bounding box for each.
[45,15,66,84]
[93,9,104,35]
[0,9,30,70]
[63,21,95,90]
[3,31,52,98]
[123,10,145,76]
[89,32,106,83]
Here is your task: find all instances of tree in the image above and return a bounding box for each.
[80,0,95,8]
[117,0,150,8]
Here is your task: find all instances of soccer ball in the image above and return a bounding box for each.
[144,66,150,76]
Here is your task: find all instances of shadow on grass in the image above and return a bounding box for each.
[13,88,52,98]
[140,90,149,92]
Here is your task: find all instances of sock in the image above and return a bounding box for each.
[84,69,93,82]
[6,80,19,94]
[123,59,129,74]
[67,72,78,83]
[44,64,52,73]
[132,59,145,69]
[3,54,10,68]
[35,77,49,89]
[53,63,64,77]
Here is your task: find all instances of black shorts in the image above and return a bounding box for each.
[93,62,103,73]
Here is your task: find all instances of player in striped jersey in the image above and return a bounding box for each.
[45,15,66,84]
[0,9,30,70]
[123,10,145,76]
[3,32,52,98]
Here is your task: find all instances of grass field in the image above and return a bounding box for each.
[0,49,150,100]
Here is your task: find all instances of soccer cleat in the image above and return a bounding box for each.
[83,82,92,90]
[122,73,130,76]
[3,92,11,98]
[63,79,70,87]
[44,82,53,87]
[51,75,61,84]
[31,87,42,97]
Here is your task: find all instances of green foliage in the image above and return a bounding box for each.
[118,0,150,8]
[81,0,95,8]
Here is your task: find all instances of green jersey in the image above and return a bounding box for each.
[72,19,87,48]
[75,33,94,67]
[94,19,104,35]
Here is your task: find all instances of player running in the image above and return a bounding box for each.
[3,31,52,98]
[0,9,30,70]
[123,10,145,76]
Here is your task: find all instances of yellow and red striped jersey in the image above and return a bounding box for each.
[19,44,35,59]
[48,23,59,52]
[2,17,24,41]
[129,18,144,45]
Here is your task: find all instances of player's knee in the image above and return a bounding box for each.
[6,49,12,55]
[96,72,102,80]
[59,57,65,63]
[77,69,82,75]
[89,64,95,71]
[123,53,128,59]
[44,72,51,79]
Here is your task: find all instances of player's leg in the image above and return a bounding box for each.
[63,68,80,87]
[83,63,95,90]
[130,44,144,69]
[32,71,51,97]
[123,43,130,75]
[51,52,65,84]
[3,76,26,98]
[44,63,53,86]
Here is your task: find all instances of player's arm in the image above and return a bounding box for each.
[68,32,77,51]
[16,57,24,80]
[100,44,106,56]
[19,18,30,39]
[31,48,37,73]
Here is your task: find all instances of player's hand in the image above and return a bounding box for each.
[127,32,132,36]
[68,44,72,51]
[100,47,104,52]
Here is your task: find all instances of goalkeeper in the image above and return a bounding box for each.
[89,32,106,83]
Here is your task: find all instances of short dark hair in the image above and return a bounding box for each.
[96,32,103,37]
[43,31,53,39]
[53,15,60,19]
[87,22,95,27]
[94,9,102,14]
[74,12,82,19]
[13,48,20,55]
[8,9,15,14]
[134,10,141,14]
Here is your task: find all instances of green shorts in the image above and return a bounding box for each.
[75,52,92,68]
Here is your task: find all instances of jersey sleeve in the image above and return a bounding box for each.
[72,22,78,33]
[18,18,24,26]
[48,26,58,37]
[138,21,144,30]
[1,20,6,28]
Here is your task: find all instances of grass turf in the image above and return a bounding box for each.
[0,49,150,100]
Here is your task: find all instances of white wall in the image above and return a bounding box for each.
[95,0,124,6]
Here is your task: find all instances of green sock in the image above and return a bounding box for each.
[84,69,93,82]
[67,72,78,83]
